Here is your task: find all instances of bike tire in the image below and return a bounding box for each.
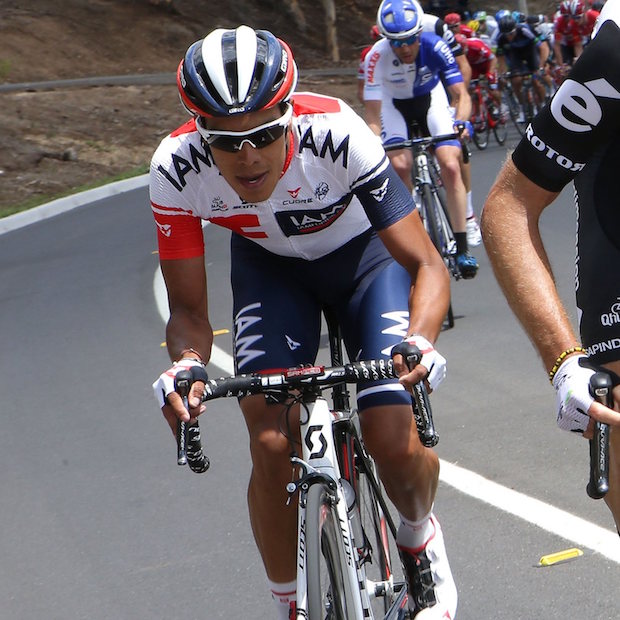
[492,114,508,145]
[524,90,537,125]
[306,483,359,620]
[504,89,524,136]
[356,458,395,616]
[471,99,489,150]
[419,183,456,329]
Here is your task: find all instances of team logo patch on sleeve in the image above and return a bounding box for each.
[370,178,389,202]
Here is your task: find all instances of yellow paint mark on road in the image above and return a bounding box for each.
[539,548,583,566]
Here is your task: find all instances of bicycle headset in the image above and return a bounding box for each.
[376,0,425,40]
[177,25,298,117]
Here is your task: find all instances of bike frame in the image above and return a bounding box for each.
[173,323,436,618]
[294,396,368,618]
[413,146,458,279]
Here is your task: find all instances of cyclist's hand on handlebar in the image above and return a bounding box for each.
[552,355,620,434]
[392,335,447,392]
[152,360,206,432]
[455,120,473,141]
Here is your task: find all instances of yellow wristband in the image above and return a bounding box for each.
[548,346,587,383]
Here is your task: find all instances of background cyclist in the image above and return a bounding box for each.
[151,24,457,620]
[357,24,382,103]
[423,7,481,247]
[364,0,478,278]
[455,33,502,113]
[553,0,600,66]
[495,13,549,119]
[482,0,620,533]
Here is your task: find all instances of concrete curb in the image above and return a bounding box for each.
[0,174,149,236]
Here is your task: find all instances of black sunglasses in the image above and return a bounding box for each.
[196,105,292,153]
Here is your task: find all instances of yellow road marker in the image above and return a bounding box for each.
[539,548,583,566]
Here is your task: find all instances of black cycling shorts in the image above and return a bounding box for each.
[506,46,540,75]
[576,181,620,364]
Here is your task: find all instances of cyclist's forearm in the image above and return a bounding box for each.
[166,310,214,364]
[364,99,383,136]
[482,161,578,371]
[449,83,472,121]
[407,265,451,342]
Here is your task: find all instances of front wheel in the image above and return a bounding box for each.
[491,102,508,145]
[306,484,359,620]
[419,184,456,329]
[471,98,489,150]
[503,89,525,136]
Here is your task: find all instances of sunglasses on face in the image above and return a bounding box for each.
[196,104,292,153]
[389,34,420,48]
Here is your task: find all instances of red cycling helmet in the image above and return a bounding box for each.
[444,12,461,26]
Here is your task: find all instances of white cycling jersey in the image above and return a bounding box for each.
[364,34,462,103]
[150,92,412,261]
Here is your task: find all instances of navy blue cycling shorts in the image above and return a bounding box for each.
[229,229,414,410]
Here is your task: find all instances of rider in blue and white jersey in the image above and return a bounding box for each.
[364,0,478,278]
[151,24,457,620]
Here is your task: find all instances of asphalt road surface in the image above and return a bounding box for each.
[1,124,618,619]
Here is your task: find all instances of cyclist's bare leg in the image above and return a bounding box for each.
[434,144,467,234]
[359,403,439,519]
[460,153,474,217]
[511,75,524,103]
[603,360,620,531]
[387,148,414,193]
[240,394,299,582]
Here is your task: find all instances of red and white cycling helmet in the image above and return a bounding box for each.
[570,0,586,16]
[559,0,584,16]
[177,25,298,117]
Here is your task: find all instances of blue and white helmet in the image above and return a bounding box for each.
[376,0,425,40]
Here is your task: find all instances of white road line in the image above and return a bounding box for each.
[439,461,620,563]
[152,266,619,564]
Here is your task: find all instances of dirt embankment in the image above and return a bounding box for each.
[0,0,377,215]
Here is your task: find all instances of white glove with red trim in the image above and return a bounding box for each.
[552,354,593,434]
[152,359,205,409]
[403,335,447,391]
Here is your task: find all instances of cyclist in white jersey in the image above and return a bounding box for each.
[151,25,457,619]
[483,0,620,531]
[422,11,482,247]
[364,0,478,278]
